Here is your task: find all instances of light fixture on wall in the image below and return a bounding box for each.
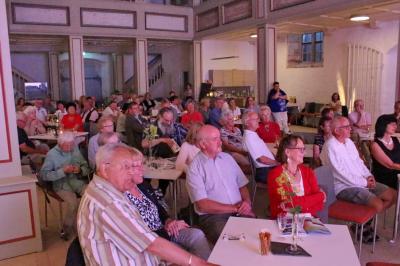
[250,34,257,38]
[350,15,370,22]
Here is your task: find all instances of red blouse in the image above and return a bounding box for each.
[256,121,281,143]
[267,164,324,219]
[61,114,83,131]
[181,111,204,128]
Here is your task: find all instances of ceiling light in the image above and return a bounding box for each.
[250,34,257,38]
[350,15,370,22]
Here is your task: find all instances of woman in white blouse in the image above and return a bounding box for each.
[175,122,202,173]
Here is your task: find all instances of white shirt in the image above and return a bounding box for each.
[54,109,67,121]
[175,142,200,173]
[36,107,48,123]
[348,111,371,135]
[102,106,119,118]
[82,108,99,123]
[320,137,370,195]
[243,129,275,168]
[227,107,241,118]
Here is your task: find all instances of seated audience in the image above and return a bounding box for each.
[348,99,372,134]
[181,100,204,128]
[126,102,148,151]
[81,96,99,137]
[393,100,400,133]
[329,92,342,116]
[88,116,115,169]
[41,132,90,238]
[320,107,334,120]
[243,112,278,183]
[321,116,396,214]
[184,82,194,100]
[186,125,255,244]
[153,107,187,148]
[199,97,211,124]
[141,92,156,115]
[160,98,178,120]
[209,97,225,129]
[126,163,211,260]
[219,112,250,169]
[54,101,67,121]
[16,97,25,112]
[313,117,332,166]
[226,98,241,119]
[97,132,121,146]
[268,135,325,218]
[371,114,400,190]
[61,102,83,131]
[116,103,130,142]
[23,105,46,136]
[16,112,47,165]
[78,143,214,266]
[169,96,183,117]
[101,101,120,123]
[244,96,259,113]
[43,96,56,114]
[256,105,281,143]
[175,122,201,173]
[34,98,48,124]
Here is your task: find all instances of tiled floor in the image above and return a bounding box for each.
[1,176,400,266]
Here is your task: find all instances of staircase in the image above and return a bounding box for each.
[12,67,35,98]
[124,54,164,92]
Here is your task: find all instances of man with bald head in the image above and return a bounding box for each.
[186,125,255,244]
[321,116,396,214]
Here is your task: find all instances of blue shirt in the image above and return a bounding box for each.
[267,89,287,112]
[209,108,222,128]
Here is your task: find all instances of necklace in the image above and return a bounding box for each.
[284,165,299,178]
[379,137,393,146]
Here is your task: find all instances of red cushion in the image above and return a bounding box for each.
[328,200,376,224]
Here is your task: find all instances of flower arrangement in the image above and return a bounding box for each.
[144,124,158,140]
[275,171,302,214]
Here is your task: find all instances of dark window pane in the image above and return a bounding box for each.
[315,43,323,53]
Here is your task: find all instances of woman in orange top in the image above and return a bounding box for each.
[61,102,83,131]
[267,135,326,218]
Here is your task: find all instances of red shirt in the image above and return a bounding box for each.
[61,114,83,131]
[256,121,281,143]
[181,111,204,128]
[267,164,324,219]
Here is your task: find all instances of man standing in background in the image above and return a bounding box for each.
[267,81,289,134]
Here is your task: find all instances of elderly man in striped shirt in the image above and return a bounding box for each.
[77,143,216,266]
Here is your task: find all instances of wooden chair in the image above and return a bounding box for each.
[315,166,378,257]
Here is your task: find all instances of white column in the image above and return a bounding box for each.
[114,54,124,92]
[69,36,85,100]
[135,38,148,95]
[0,0,42,259]
[193,41,202,101]
[49,52,60,100]
[257,25,276,104]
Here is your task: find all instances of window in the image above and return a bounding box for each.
[287,31,324,67]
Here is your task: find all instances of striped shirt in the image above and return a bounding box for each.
[77,175,161,266]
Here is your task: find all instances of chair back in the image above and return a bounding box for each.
[65,237,85,266]
[314,166,336,223]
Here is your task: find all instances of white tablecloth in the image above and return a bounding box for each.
[208,217,360,266]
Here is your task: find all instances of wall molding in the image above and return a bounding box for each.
[222,0,252,25]
[11,3,70,26]
[196,7,219,32]
[80,8,137,29]
[145,12,188,32]
[0,189,35,245]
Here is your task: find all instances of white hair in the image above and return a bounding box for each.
[57,131,75,145]
[219,111,233,126]
[95,143,142,172]
[23,105,36,115]
[16,111,27,121]
[242,111,257,129]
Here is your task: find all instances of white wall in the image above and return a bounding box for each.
[277,20,399,115]
[201,40,256,81]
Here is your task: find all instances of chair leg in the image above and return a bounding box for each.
[355,224,359,242]
[252,185,257,206]
[372,214,378,253]
[359,223,364,257]
[383,210,387,229]
[44,196,48,227]
[58,202,63,231]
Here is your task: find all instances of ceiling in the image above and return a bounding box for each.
[206,0,400,41]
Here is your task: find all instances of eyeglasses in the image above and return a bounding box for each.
[105,161,143,172]
[287,147,306,153]
[338,124,351,129]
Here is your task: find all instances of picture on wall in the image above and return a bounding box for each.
[270,0,314,11]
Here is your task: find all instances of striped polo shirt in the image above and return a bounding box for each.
[77,175,161,266]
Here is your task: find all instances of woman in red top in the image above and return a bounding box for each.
[267,135,325,219]
[256,105,281,143]
[61,102,83,131]
[180,100,203,128]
